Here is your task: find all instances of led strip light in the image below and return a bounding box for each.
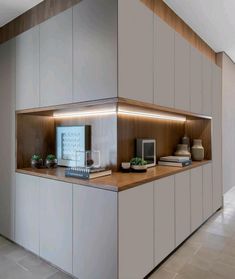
[53,108,186,122]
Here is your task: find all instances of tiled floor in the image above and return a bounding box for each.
[1,188,235,279]
[150,187,235,279]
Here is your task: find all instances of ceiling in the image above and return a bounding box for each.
[164,0,235,62]
[0,0,44,27]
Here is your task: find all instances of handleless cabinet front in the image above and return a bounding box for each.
[154,176,175,266]
[174,33,190,112]
[15,174,40,254]
[118,0,154,103]
[190,167,203,232]
[40,9,72,107]
[119,182,154,279]
[203,163,213,220]
[73,0,117,102]
[16,26,39,110]
[154,16,174,108]
[39,178,72,274]
[175,171,190,246]
[202,57,212,116]
[212,65,223,211]
[190,46,202,114]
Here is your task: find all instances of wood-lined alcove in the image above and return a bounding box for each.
[16,98,212,172]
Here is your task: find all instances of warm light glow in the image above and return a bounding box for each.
[53,107,186,122]
[53,109,116,119]
[118,109,186,122]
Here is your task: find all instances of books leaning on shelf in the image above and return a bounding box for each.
[158,158,192,167]
[65,167,112,179]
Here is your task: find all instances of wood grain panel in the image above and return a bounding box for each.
[117,114,185,168]
[141,0,217,63]
[16,161,211,192]
[0,0,80,44]
[185,116,212,160]
[17,115,55,169]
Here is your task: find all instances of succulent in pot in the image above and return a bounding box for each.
[31,154,43,169]
[130,157,147,171]
[45,154,58,169]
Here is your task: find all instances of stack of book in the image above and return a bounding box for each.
[158,156,192,167]
[65,167,112,179]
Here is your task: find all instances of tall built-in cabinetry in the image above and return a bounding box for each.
[0,0,222,279]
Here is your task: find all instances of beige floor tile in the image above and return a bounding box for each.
[175,263,209,279]
[210,262,235,279]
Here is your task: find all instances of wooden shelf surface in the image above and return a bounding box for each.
[16,161,212,192]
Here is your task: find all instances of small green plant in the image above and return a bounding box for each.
[130,157,147,166]
[46,154,56,161]
[31,154,42,161]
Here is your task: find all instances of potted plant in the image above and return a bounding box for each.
[45,154,58,169]
[31,154,43,169]
[130,157,147,172]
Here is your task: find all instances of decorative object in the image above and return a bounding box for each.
[174,144,191,158]
[45,154,58,168]
[121,162,131,172]
[191,139,204,161]
[182,135,190,151]
[136,139,156,167]
[130,157,147,172]
[31,155,43,169]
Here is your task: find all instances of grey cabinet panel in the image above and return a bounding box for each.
[175,33,190,111]
[175,171,190,246]
[0,39,15,240]
[203,164,213,221]
[118,0,154,103]
[190,167,203,232]
[73,0,117,102]
[40,179,73,273]
[73,186,117,279]
[190,46,202,114]
[154,176,175,266]
[202,57,212,115]
[154,16,174,108]
[16,26,39,110]
[119,183,154,279]
[15,174,40,254]
[40,9,73,106]
[212,65,223,211]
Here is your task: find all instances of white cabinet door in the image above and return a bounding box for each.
[119,183,154,279]
[73,186,117,279]
[16,26,39,110]
[15,174,39,254]
[212,65,223,211]
[73,0,117,102]
[118,0,153,103]
[154,176,175,266]
[203,163,213,221]
[190,167,203,232]
[0,39,15,241]
[40,9,72,106]
[174,32,190,111]
[190,46,202,114]
[154,16,174,108]
[175,171,190,246]
[202,57,212,116]
[40,179,72,273]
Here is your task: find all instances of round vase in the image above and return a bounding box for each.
[191,139,204,161]
[182,135,190,152]
[174,144,191,158]
[45,159,58,169]
[31,159,43,169]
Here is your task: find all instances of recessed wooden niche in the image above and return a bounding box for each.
[16,98,212,172]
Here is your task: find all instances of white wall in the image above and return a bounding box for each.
[220,53,235,193]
